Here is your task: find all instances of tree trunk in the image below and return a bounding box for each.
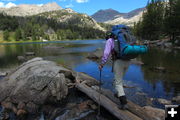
[76,82,142,120]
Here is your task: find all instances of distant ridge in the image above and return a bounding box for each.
[91,9,125,23]
[92,7,146,26]
[0,2,62,16]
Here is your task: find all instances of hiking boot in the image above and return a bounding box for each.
[114,93,118,98]
[119,96,128,110]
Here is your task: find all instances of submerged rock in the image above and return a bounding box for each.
[87,53,101,61]
[55,100,94,120]
[157,98,172,105]
[149,66,167,73]
[25,52,35,56]
[17,56,26,62]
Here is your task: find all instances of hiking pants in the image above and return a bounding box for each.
[113,59,130,97]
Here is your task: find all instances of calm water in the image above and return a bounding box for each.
[0,40,180,106]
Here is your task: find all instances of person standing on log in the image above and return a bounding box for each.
[99,32,130,110]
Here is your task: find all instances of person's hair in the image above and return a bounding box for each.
[106,32,115,40]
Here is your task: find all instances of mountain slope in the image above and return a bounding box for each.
[0,2,105,32]
[0,2,62,16]
[92,7,146,26]
[106,8,145,26]
[91,9,125,22]
[38,10,105,31]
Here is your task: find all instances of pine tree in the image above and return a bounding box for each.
[3,30,10,41]
[164,0,180,41]
[15,28,22,41]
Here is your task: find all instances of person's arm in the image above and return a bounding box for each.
[99,39,113,70]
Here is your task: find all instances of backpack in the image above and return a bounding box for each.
[112,24,148,60]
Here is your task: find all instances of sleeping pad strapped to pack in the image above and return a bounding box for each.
[112,24,148,60]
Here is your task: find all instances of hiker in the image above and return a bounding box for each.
[99,24,148,110]
[99,32,129,110]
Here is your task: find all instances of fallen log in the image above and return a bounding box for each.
[76,82,142,120]
[91,85,157,120]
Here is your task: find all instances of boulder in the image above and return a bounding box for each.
[0,57,69,113]
[143,106,165,120]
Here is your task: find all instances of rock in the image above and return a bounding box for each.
[157,98,171,105]
[1,102,14,110]
[17,102,25,109]
[143,106,165,120]
[75,72,99,86]
[43,46,64,49]
[172,96,180,104]
[17,56,26,62]
[55,100,94,120]
[164,42,173,48]
[0,72,8,77]
[0,57,69,113]
[156,41,164,46]
[16,109,27,116]
[25,52,35,56]
[150,66,166,73]
[130,60,144,65]
[155,67,166,72]
[174,46,180,50]
[87,53,100,60]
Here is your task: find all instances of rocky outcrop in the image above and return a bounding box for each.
[0,57,100,119]
[0,57,69,114]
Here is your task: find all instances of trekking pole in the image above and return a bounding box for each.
[97,69,102,117]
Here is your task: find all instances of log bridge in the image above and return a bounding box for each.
[75,80,156,120]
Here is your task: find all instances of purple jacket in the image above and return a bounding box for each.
[101,38,114,65]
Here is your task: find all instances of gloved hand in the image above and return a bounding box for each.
[98,64,104,70]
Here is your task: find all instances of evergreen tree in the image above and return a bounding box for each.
[3,30,10,41]
[15,28,22,41]
[141,0,165,40]
[164,0,180,41]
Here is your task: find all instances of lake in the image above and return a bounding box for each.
[0,39,180,108]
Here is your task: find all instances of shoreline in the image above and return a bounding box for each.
[0,38,103,45]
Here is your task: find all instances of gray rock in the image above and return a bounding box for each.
[17,56,26,62]
[55,100,94,120]
[0,57,69,113]
[157,98,172,105]
[0,72,8,77]
[87,53,100,60]
[25,52,35,56]
[156,41,164,46]
[172,96,180,104]
[143,106,165,120]
[164,42,172,48]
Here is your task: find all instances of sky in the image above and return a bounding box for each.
[0,0,149,15]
